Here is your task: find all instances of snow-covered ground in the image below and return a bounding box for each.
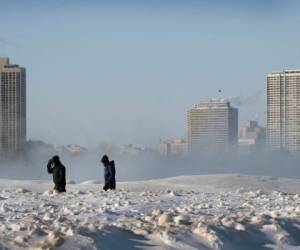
[0,174,300,249]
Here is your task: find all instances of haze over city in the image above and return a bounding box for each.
[1,0,299,147]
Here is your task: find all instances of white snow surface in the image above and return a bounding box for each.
[0,174,300,249]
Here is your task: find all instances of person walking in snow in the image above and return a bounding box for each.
[101,155,116,191]
[47,155,66,193]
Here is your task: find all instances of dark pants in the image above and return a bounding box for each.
[55,185,66,193]
[103,182,116,191]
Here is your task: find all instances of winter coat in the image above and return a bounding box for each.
[47,160,66,192]
[103,160,116,190]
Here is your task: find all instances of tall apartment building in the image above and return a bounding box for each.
[187,100,238,153]
[0,57,26,156]
[267,70,300,153]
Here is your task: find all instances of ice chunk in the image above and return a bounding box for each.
[174,215,191,225]
[158,213,173,226]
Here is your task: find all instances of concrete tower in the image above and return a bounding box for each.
[0,57,26,156]
[267,70,300,153]
[187,100,238,153]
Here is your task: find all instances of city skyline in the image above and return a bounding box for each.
[4,54,300,154]
[0,1,299,146]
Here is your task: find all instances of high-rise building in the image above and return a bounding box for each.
[0,57,26,156]
[187,100,238,153]
[267,70,300,153]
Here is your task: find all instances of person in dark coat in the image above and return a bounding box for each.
[47,155,66,193]
[101,155,116,191]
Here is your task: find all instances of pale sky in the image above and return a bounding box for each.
[1,0,300,146]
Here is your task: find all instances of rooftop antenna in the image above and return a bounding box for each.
[218,89,223,102]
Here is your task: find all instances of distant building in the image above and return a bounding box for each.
[157,140,171,155]
[267,70,300,153]
[0,57,26,156]
[187,100,238,153]
[65,144,87,156]
[239,121,266,153]
[170,139,188,155]
[121,144,145,156]
[156,139,187,156]
[54,144,87,156]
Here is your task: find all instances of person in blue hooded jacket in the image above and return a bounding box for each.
[101,155,116,191]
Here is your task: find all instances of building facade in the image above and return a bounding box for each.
[187,100,238,153]
[0,57,26,156]
[267,70,300,153]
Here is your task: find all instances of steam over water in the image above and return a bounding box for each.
[0,149,299,182]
